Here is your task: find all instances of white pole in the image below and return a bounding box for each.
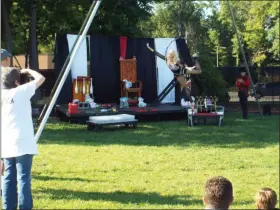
[35,0,102,142]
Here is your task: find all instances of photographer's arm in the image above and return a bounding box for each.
[21,69,45,89]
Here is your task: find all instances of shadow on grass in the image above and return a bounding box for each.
[38,113,279,148]
[233,200,255,206]
[34,189,202,206]
[33,175,102,183]
[34,188,255,207]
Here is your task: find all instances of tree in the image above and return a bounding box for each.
[202,3,236,67]
[29,0,39,70]
[3,0,155,55]
[266,1,280,63]
[218,0,279,66]
[144,1,206,52]
[140,0,228,99]
[1,0,13,65]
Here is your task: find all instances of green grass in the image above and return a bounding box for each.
[33,113,279,209]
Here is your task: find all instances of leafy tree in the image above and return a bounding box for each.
[2,0,155,55]
[218,0,279,66]
[1,0,13,64]
[140,0,228,99]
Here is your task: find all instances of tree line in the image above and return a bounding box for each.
[1,0,279,98]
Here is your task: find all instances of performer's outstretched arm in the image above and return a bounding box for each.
[185,60,202,74]
[146,43,166,61]
[147,42,202,75]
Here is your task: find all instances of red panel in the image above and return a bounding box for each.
[68,103,78,114]
[120,36,127,59]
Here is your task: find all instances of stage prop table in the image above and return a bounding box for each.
[87,114,138,131]
[187,106,225,127]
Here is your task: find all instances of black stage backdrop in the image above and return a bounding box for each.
[176,39,194,66]
[176,38,203,98]
[90,36,120,103]
[126,38,157,103]
[53,34,73,104]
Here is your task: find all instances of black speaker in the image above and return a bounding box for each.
[263,104,271,116]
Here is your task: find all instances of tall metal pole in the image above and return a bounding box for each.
[35,0,102,142]
[37,0,97,124]
[226,0,263,117]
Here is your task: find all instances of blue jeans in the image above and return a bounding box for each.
[2,155,33,210]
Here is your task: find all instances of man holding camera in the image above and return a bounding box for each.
[1,49,45,209]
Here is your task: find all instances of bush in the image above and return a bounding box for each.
[195,50,228,101]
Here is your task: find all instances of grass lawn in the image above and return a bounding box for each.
[33,113,279,209]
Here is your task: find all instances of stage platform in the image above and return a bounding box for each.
[55,104,188,123]
[54,102,279,123]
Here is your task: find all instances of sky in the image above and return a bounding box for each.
[150,1,220,17]
[202,1,220,17]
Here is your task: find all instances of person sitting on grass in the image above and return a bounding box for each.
[255,188,278,210]
[203,176,234,210]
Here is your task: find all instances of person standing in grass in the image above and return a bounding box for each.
[203,176,234,210]
[1,67,45,209]
[236,67,251,119]
[1,49,13,192]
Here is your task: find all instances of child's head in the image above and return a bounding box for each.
[203,176,234,209]
[2,67,20,89]
[255,188,277,210]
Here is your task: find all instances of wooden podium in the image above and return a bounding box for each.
[120,57,142,98]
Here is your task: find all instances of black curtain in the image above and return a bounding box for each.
[90,35,120,103]
[53,34,73,104]
[126,38,157,103]
[176,39,203,99]
[176,39,194,66]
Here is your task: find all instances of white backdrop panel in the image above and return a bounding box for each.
[154,38,177,103]
[67,34,88,79]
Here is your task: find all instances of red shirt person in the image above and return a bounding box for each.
[236,68,251,119]
[236,72,250,96]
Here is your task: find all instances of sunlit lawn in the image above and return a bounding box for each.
[32,113,279,209]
